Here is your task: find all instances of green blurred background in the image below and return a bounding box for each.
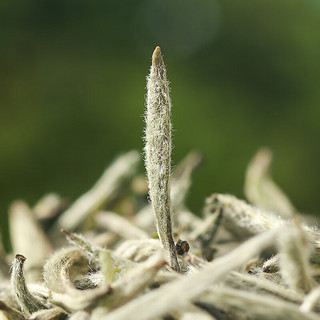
[1,0,320,242]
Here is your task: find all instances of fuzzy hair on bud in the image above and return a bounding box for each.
[144,46,180,272]
[10,254,48,316]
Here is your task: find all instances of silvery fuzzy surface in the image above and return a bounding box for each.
[2,48,320,320]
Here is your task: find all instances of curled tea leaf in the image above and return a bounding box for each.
[43,248,93,294]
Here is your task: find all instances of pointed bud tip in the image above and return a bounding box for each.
[152,46,162,67]
[15,254,26,262]
[61,228,71,237]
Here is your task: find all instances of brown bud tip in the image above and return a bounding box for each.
[61,228,72,237]
[61,228,75,241]
[152,46,162,67]
[15,254,26,262]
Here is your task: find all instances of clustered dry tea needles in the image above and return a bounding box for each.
[1,47,320,320]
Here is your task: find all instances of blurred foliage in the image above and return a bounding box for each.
[1,0,320,244]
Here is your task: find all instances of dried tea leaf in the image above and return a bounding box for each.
[9,201,52,281]
[96,212,148,240]
[244,148,296,218]
[278,224,314,293]
[61,230,100,262]
[225,271,303,304]
[206,194,285,240]
[10,255,48,316]
[58,151,140,231]
[28,307,67,320]
[99,229,280,320]
[197,287,320,320]
[115,239,162,263]
[33,194,68,221]
[49,287,110,313]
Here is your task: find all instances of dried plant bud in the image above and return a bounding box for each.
[9,201,52,281]
[3,39,320,320]
[61,229,99,261]
[33,193,68,221]
[96,212,148,240]
[197,287,319,320]
[225,271,303,304]
[278,225,314,293]
[10,254,48,316]
[206,193,285,240]
[101,229,280,320]
[244,148,296,218]
[58,150,140,231]
[206,194,320,266]
[144,46,180,272]
[49,286,111,313]
[115,239,162,263]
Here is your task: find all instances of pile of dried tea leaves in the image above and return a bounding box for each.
[1,48,320,320]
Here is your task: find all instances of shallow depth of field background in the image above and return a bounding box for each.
[1,0,320,243]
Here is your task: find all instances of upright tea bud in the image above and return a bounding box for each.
[144,46,180,272]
